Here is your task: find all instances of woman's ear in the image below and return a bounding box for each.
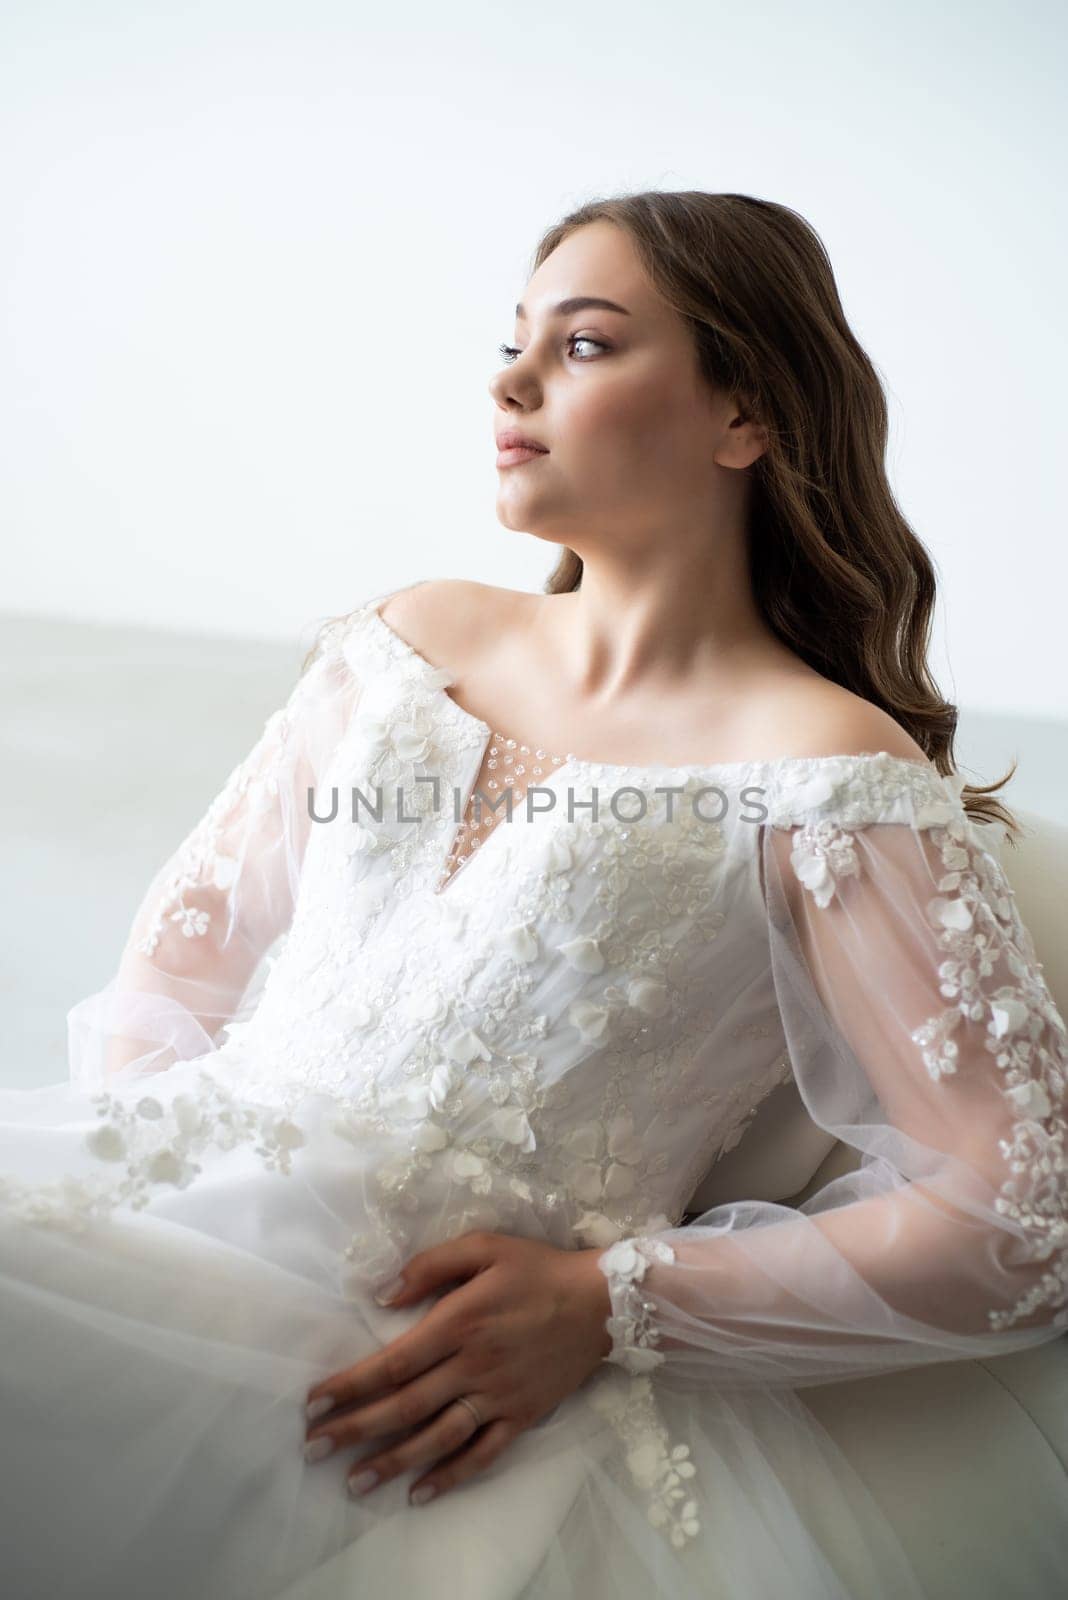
[715,410,768,470]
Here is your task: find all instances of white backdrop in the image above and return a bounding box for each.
[2,0,1065,718]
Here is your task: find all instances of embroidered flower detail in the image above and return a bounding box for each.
[854,803,1068,1332]
[426,1059,463,1110]
[557,935,606,974]
[489,1106,537,1150]
[1006,1080,1052,1121]
[443,1026,493,1066]
[449,1147,493,1194]
[627,976,669,1016]
[567,998,612,1041]
[910,1009,963,1082]
[340,1228,408,1298]
[328,998,378,1034]
[598,1234,676,1374]
[86,1124,126,1162]
[393,725,435,763]
[144,1149,199,1187]
[379,1082,439,1123]
[786,771,840,813]
[172,906,210,939]
[413,1120,449,1153]
[3,1071,310,1231]
[129,676,323,961]
[990,996,1031,1038]
[914,770,968,829]
[928,894,975,935]
[502,922,539,963]
[588,1369,701,1548]
[353,705,435,767]
[562,1110,644,1204]
[572,1210,625,1247]
[789,819,859,908]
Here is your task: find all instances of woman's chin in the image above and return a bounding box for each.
[494,488,571,534]
[496,513,565,546]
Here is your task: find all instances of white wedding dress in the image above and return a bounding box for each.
[2,589,1067,1599]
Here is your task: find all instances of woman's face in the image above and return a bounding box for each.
[488,219,756,551]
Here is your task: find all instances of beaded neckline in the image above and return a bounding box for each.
[436,729,571,893]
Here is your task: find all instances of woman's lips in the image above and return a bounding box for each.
[496,446,549,467]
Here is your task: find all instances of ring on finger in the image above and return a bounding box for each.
[346,1395,489,1498]
[452,1395,485,1430]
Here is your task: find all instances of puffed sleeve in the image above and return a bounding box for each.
[596,764,1068,1389]
[66,614,367,1093]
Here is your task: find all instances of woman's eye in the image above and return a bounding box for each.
[569,335,607,359]
[496,334,608,365]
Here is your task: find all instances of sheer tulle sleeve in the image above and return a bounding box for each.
[67,617,365,1093]
[596,771,1068,1390]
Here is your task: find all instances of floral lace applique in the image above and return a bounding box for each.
[132,632,353,960]
[787,818,860,910]
[0,1070,308,1233]
[591,1236,701,1550]
[598,1234,677,1373]
[588,1367,700,1548]
[765,751,954,831]
[787,798,1068,1334]
[133,719,287,958]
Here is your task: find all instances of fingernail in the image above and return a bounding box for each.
[348,1468,378,1496]
[305,1395,334,1423]
[373,1275,405,1306]
[303,1435,335,1463]
[410,1483,437,1506]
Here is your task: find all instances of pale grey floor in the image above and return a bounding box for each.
[3,609,1067,1090]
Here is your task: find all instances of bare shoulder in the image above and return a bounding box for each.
[376,579,528,670]
[751,674,929,764]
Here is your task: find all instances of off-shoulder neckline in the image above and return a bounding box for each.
[353,597,947,787]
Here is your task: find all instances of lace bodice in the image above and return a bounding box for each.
[224,602,943,1250]
[7,589,1067,1554]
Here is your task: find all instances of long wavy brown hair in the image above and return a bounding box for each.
[527,190,1018,842]
[309,189,1019,841]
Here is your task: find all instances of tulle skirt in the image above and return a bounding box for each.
[0,1058,932,1600]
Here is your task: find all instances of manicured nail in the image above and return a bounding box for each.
[305,1395,334,1423]
[303,1436,334,1463]
[348,1468,378,1496]
[373,1275,405,1306]
[410,1484,437,1506]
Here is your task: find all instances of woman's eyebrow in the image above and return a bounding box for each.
[514,296,631,321]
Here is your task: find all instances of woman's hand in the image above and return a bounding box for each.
[302,1230,613,1506]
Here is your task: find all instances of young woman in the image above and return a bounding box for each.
[2,191,1065,1599]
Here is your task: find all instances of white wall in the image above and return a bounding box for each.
[2,0,1065,717]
